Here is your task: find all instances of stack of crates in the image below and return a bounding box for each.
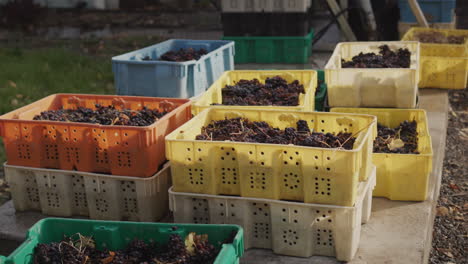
[166,69,379,261]
[0,94,192,222]
[221,0,314,64]
[325,41,434,201]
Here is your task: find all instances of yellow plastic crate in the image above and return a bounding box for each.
[398,22,455,38]
[192,70,317,115]
[402,27,468,89]
[331,108,433,201]
[165,108,376,206]
[325,41,420,108]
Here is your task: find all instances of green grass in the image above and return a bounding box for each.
[0,46,115,168]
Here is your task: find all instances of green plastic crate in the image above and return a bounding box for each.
[1,218,244,264]
[315,69,327,111]
[223,30,314,64]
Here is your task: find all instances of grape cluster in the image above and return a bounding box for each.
[220,76,306,106]
[341,45,411,68]
[415,31,466,44]
[374,120,419,154]
[196,118,355,150]
[155,48,208,62]
[33,104,167,127]
[33,232,221,264]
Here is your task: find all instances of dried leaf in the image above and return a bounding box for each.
[387,138,405,151]
[8,80,17,88]
[436,248,454,258]
[101,251,115,264]
[449,183,460,191]
[436,206,449,216]
[75,234,95,249]
[185,232,196,255]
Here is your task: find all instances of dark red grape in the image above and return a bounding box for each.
[33,104,167,127]
[219,76,306,106]
[341,45,411,68]
[196,118,355,150]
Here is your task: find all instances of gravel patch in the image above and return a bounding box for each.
[430,89,468,264]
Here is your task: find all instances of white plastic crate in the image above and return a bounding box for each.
[325,41,420,108]
[170,167,376,261]
[4,162,171,222]
[221,0,312,13]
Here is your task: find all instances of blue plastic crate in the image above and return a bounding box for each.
[399,0,456,23]
[112,39,235,98]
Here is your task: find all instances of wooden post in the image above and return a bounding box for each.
[407,0,429,27]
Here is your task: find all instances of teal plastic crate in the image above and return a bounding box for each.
[223,30,314,64]
[315,69,327,111]
[1,218,244,264]
[112,39,235,98]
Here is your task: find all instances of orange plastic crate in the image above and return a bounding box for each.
[0,94,191,177]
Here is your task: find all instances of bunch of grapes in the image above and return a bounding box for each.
[33,104,167,127]
[196,118,356,150]
[220,76,306,106]
[341,45,411,68]
[158,48,208,62]
[33,232,221,264]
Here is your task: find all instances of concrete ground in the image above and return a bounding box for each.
[0,90,449,263]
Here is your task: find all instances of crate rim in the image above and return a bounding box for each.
[223,28,314,40]
[3,161,171,181]
[112,39,235,65]
[169,166,376,210]
[165,107,377,154]
[0,93,192,131]
[193,69,318,111]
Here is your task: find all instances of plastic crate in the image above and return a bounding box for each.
[4,162,171,221]
[399,0,455,23]
[169,167,375,261]
[315,69,327,111]
[398,21,455,38]
[192,70,317,115]
[112,39,235,98]
[165,108,376,206]
[223,30,314,64]
[221,12,310,36]
[0,218,244,264]
[331,108,433,201]
[221,0,312,12]
[402,27,468,89]
[0,94,191,177]
[325,41,420,108]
